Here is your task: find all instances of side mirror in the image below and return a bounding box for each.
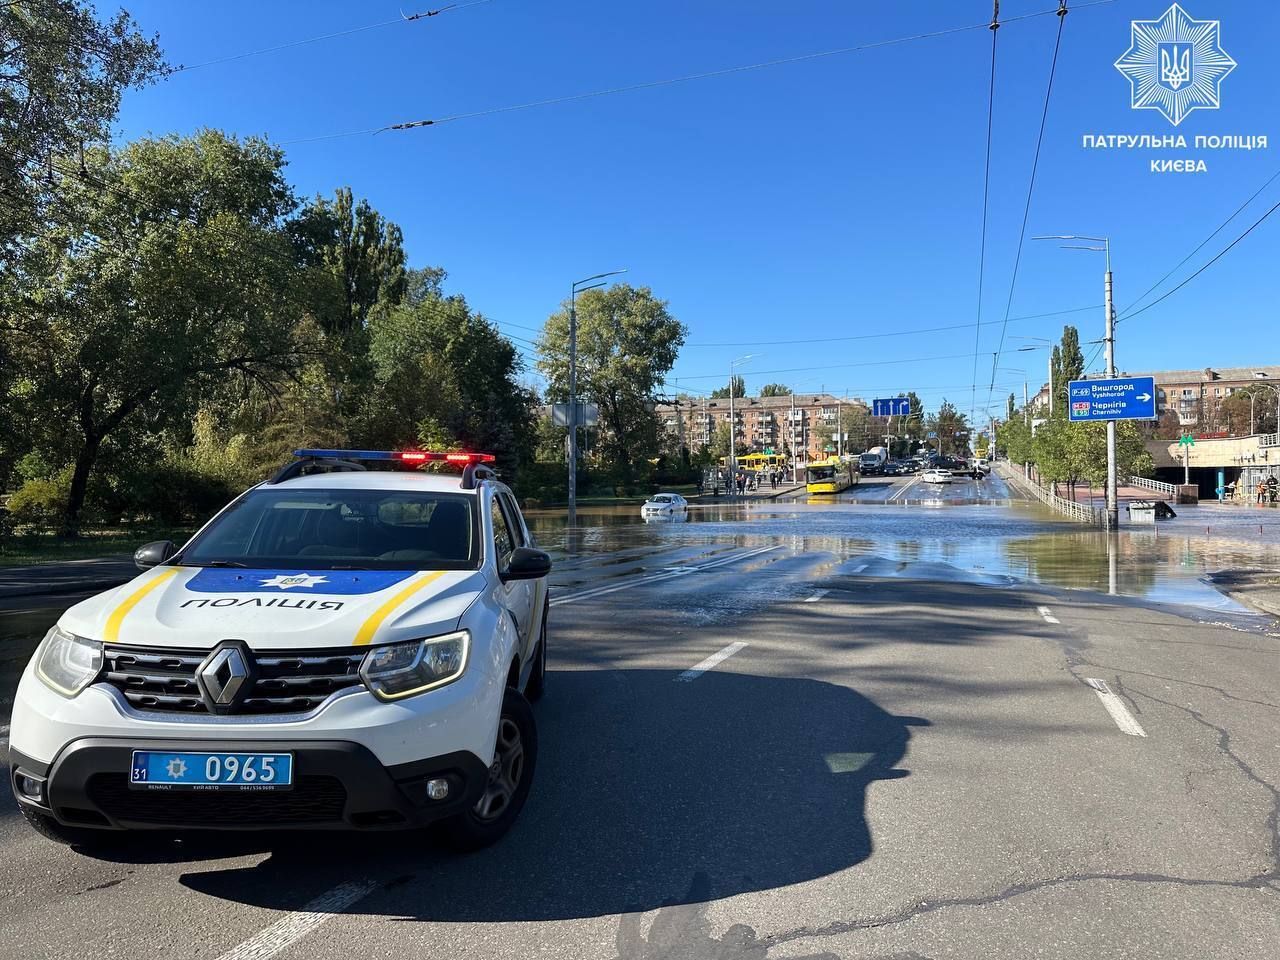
[503,547,552,582]
[134,540,176,571]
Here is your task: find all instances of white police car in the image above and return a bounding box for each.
[8,450,551,850]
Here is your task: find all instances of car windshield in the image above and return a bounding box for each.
[651,495,673,503]
[808,466,835,480]
[178,488,479,571]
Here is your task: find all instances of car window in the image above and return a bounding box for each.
[178,488,478,570]
[491,496,517,568]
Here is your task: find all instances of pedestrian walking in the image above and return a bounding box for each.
[1259,479,1268,504]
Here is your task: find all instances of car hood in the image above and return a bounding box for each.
[59,566,488,651]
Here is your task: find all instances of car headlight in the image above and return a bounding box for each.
[35,626,103,698]
[359,630,469,701]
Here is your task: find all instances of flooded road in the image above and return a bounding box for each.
[527,471,1280,617]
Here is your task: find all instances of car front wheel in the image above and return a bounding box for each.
[439,687,537,851]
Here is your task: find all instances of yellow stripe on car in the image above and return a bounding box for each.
[103,568,180,643]
[354,571,448,646]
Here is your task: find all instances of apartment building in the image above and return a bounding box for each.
[1031,365,1280,429]
[656,393,864,462]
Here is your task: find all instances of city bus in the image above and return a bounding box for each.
[719,452,790,477]
[805,457,859,495]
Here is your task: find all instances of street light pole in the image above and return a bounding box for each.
[1033,235,1117,529]
[727,354,756,497]
[567,269,627,525]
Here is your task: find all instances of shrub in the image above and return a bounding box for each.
[6,473,71,530]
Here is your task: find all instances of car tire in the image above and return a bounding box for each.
[439,687,538,852]
[524,602,547,702]
[20,805,125,853]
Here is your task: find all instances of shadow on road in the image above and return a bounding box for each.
[71,670,925,922]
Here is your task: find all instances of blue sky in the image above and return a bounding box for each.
[114,0,1279,421]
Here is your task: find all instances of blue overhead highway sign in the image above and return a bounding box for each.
[873,397,911,417]
[1067,376,1157,422]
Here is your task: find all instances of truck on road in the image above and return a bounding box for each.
[858,447,889,475]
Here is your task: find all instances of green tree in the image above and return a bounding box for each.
[711,375,746,399]
[359,295,535,473]
[4,131,307,534]
[291,186,406,334]
[0,0,165,250]
[1007,393,1016,421]
[925,400,969,456]
[536,284,686,478]
[760,383,791,397]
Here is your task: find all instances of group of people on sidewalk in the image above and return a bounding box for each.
[699,469,790,497]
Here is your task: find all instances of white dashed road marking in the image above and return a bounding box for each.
[1084,678,1148,737]
[214,880,379,960]
[1037,605,1060,624]
[551,546,778,607]
[804,589,829,603]
[676,642,748,682]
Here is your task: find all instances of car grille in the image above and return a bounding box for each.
[99,644,366,715]
[85,773,347,825]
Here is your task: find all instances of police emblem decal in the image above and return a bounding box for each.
[1114,4,1236,126]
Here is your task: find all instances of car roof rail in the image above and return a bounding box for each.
[267,456,367,485]
[460,463,497,490]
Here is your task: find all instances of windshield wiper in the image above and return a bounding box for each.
[182,560,247,568]
[329,565,371,570]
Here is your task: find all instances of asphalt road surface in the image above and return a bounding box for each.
[2,511,1279,959]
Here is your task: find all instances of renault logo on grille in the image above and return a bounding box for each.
[196,640,257,713]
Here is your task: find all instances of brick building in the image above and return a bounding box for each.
[655,393,866,463]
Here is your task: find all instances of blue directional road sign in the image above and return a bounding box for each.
[873,397,911,417]
[1067,376,1157,422]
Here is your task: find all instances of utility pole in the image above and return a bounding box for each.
[790,393,797,482]
[1104,253,1118,531]
[728,367,736,498]
[1023,381,1029,425]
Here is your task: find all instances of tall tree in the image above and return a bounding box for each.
[4,131,306,534]
[359,295,535,472]
[536,284,686,477]
[925,399,970,456]
[1007,393,1016,421]
[0,0,165,252]
[711,375,746,399]
[760,383,792,397]
[1059,325,1085,390]
[291,187,406,334]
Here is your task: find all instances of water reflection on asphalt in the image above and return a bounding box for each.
[527,487,1280,616]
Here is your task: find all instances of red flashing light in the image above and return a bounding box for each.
[397,451,495,466]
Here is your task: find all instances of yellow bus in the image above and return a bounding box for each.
[719,453,789,475]
[805,457,858,495]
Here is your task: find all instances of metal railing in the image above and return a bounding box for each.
[997,463,1103,526]
[1130,475,1177,496]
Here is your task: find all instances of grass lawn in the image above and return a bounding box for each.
[0,528,194,568]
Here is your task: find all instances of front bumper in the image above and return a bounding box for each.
[10,739,488,831]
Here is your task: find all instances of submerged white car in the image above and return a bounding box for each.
[921,469,954,484]
[9,449,550,851]
[641,493,689,518]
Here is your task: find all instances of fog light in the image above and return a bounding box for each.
[426,778,450,800]
[16,775,44,801]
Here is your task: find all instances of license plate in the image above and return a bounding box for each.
[129,751,293,791]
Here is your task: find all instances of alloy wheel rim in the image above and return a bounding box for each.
[473,717,524,821]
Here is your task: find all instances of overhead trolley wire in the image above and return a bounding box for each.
[277,0,1118,145]
[170,2,493,73]
[985,0,1068,416]
[968,3,1000,430]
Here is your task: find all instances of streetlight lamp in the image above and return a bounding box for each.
[727,354,757,497]
[1012,337,1056,417]
[1033,234,1118,529]
[568,269,627,525]
[1246,382,1280,437]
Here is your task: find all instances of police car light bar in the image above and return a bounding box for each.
[291,449,495,465]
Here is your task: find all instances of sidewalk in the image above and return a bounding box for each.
[1205,570,1280,617]
[0,555,137,600]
